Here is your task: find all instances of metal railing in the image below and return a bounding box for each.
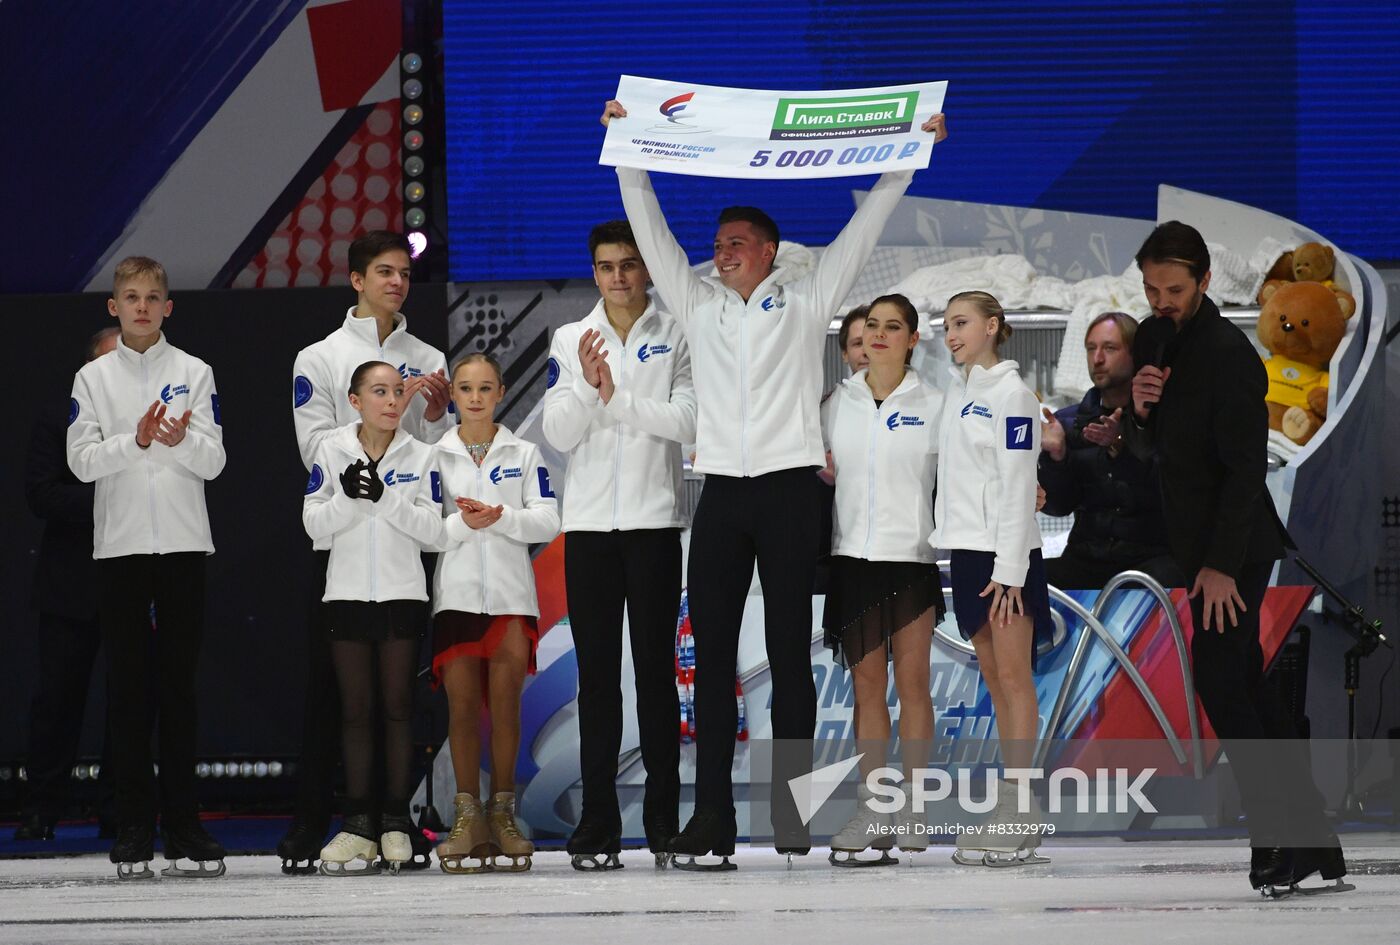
[1032,571,1202,777]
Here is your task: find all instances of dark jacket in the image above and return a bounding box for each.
[1038,387,1172,566]
[26,407,97,619]
[1123,296,1291,578]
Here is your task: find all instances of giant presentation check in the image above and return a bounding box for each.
[600,75,948,180]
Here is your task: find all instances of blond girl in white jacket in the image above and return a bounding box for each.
[431,353,559,873]
[932,291,1053,866]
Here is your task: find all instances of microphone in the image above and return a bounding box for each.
[1132,315,1178,415]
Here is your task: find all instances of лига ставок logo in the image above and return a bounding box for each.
[771,89,920,141]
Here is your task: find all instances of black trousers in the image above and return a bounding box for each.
[98,553,206,829]
[687,469,820,822]
[1044,545,1186,591]
[290,550,337,831]
[565,529,682,831]
[1189,559,1332,846]
[23,612,113,823]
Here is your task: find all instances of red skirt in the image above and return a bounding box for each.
[430,610,539,687]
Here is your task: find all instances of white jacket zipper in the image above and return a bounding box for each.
[864,399,879,559]
[738,298,750,476]
[142,356,160,552]
[476,458,488,612]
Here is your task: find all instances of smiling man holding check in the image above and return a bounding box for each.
[601,97,946,870]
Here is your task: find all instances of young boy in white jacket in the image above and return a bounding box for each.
[542,220,695,869]
[431,353,560,874]
[67,256,227,879]
[302,360,443,875]
[932,291,1052,868]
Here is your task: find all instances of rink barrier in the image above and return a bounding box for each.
[1034,571,1201,777]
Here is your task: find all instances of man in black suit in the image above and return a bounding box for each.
[15,327,119,841]
[1125,221,1344,894]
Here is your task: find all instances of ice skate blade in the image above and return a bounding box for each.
[115,861,155,881]
[161,858,227,879]
[671,855,737,872]
[382,850,432,871]
[654,852,672,869]
[438,855,492,874]
[951,848,1049,867]
[829,849,898,868]
[280,859,318,876]
[1292,878,1356,897]
[985,849,1049,868]
[571,853,624,872]
[318,858,381,876]
[491,854,532,873]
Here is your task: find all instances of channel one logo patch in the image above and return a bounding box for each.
[770,90,920,141]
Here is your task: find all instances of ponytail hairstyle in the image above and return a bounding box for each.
[947,290,1011,348]
[450,351,505,387]
[348,360,398,395]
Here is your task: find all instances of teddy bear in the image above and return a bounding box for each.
[1256,280,1353,446]
[1257,241,1356,318]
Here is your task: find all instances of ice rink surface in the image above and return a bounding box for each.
[3,839,1400,944]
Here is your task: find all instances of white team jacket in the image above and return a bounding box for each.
[822,369,943,563]
[617,166,913,478]
[433,425,561,617]
[303,423,443,602]
[930,361,1043,587]
[67,333,225,559]
[541,299,695,532]
[292,308,452,472]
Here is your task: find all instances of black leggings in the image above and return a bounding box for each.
[687,469,821,815]
[331,637,417,818]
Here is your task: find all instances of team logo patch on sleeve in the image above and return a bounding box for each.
[546,357,561,389]
[211,393,221,425]
[293,375,314,408]
[68,398,79,426]
[305,463,325,495]
[431,471,443,503]
[1005,417,1033,450]
[537,466,556,498]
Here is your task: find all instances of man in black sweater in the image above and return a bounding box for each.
[1039,311,1182,590]
[1125,221,1345,895]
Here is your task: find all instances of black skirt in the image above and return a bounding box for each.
[324,599,427,643]
[822,556,946,669]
